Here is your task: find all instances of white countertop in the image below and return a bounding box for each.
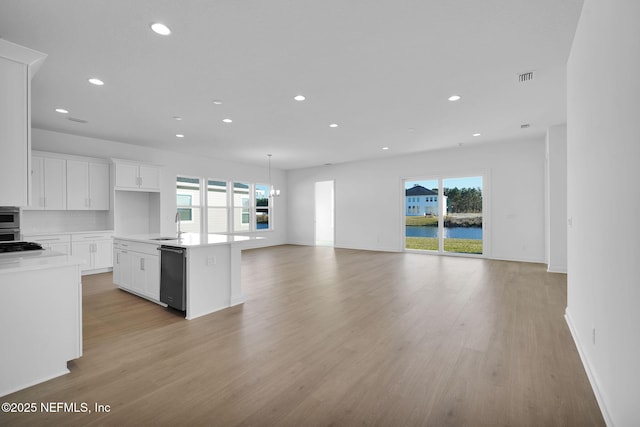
[0,250,83,274]
[22,230,114,236]
[114,232,265,248]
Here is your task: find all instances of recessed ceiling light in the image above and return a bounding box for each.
[473,133,481,137]
[294,95,306,101]
[55,108,69,114]
[173,116,182,121]
[382,147,390,150]
[151,23,171,36]
[448,95,461,101]
[408,128,415,133]
[222,118,233,123]
[176,134,184,138]
[212,100,223,105]
[88,78,104,86]
[329,123,338,128]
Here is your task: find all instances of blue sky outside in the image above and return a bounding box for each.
[406,176,482,191]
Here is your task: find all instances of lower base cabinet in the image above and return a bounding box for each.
[113,240,160,302]
[71,233,113,274]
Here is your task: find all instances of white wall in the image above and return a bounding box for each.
[30,128,287,248]
[288,138,546,262]
[545,124,568,273]
[566,1,640,426]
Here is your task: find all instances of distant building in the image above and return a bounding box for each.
[405,184,447,216]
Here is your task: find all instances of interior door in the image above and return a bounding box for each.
[315,180,334,247]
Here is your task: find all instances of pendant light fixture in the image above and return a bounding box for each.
[268,154,281,198]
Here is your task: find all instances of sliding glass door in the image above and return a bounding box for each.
[405,179,440,251]
[404,175,483,255]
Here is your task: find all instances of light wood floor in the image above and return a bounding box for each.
[1,245,604,426]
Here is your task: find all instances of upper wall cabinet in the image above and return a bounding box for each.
[30,155,67,210]
[27,151,111,211]
[113,159,161,192]
[67,160,110,210]
[0,40,46,207]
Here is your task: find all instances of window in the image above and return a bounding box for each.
[207,180,228,233]
[255,184,270,230]
[176,177,202,233]
[176,176,273,234]
[233,182,251,232]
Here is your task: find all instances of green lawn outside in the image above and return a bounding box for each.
[405,216,438,226]
[405,237,483,254]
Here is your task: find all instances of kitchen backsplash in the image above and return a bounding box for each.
[21,210,111,233]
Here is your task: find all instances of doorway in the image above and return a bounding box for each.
[315,180,334,247]
[404,175,484,256]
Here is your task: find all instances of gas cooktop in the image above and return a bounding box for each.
[0,241,44,253]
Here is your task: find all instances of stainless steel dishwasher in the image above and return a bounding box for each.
[159,245,187,311]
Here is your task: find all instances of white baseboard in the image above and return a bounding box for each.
[564,309,613,426]
[230,294,246,307]
[547,264,567,273]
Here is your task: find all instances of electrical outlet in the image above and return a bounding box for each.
[207,256,216,266]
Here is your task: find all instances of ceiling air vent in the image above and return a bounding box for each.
[68,117,88,124]
[521,123,531,129]
[518,71,534,83]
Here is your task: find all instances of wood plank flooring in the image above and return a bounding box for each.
[0,245,604,426]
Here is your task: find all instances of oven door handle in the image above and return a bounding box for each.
[158,246,185,254]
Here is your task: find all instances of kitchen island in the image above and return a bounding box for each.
[113,233,263,320]
[0,249,83,397]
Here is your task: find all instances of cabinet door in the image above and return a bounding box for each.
[0,57,28,207]
[113,248,122,284]
[89,162,110,210]
[143,255,160,301]
[131,253,147,295]
[30,155,45,209]
[92,239,113,269]
[138,165,160,190]
[115,163,139,189]
[43,157,66,210]
[66,160,89,210]
[115,250,134,290]
[49,242,71,255]
[72,241,93,272]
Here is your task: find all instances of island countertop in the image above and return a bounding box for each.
[0,250,83,274]
[113,232,264,249]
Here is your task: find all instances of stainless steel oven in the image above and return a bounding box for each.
[0,207,21,241]
[0,229,20,241]
[0,207,20,229]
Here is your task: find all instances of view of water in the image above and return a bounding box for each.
[406,226,482,240]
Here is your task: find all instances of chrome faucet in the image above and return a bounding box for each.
[175,211,182,236]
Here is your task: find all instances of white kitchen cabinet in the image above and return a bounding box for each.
[113,247,133,290]
[0,40,46,207]
[113,239,160,302]
[66,160,110,210]
[23,233,71,254]
[71,232,113,274]
[133,252,160,300]
[113,160,161,191]
[29,155,67,210]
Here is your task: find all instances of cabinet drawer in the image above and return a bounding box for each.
[72,232,114,242]
[23,234,71,244]
[113,240,159,256]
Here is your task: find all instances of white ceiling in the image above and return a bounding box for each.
[0,0,583,170]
